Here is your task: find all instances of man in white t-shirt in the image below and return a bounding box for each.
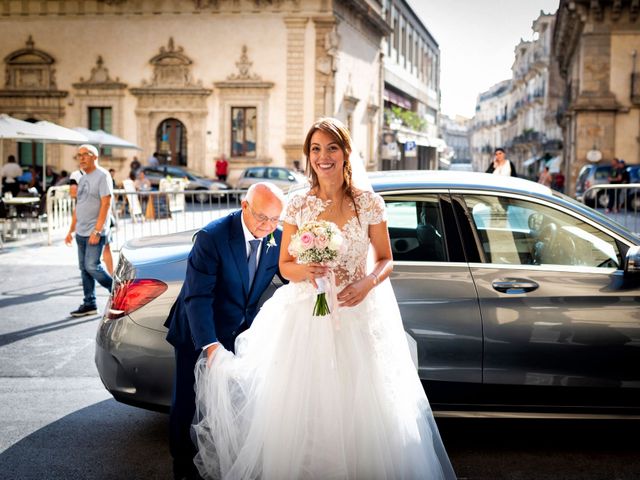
[1,155,23,196]
[65,145,113,317]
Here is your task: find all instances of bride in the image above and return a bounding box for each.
[192,117,456,480]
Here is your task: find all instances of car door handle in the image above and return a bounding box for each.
[492,278,539,294]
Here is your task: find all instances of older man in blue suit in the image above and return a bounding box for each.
[165,182,286,480]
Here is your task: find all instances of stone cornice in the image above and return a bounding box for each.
[570,92,621,112]
[0,90,67,97]
[213,80,274,90]
[129,87,212,96]
[335,0,391,36]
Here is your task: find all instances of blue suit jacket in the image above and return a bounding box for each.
[165,210,282,353]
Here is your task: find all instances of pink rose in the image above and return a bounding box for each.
[314,234,329,249]
[299,232,314,250]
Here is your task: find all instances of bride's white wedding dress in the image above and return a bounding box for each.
[193,191,456,480]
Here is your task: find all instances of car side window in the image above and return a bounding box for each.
[384,195,447,262]
[246,168,265,178]
[463,194,620,268]
[267,168,289,181]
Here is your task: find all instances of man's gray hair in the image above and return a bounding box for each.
[78,144,99,158]
[245,182,286,205]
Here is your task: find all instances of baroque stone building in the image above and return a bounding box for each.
[0,0,388,183]
[440,114,471,166]
[470,79,511,172]
[380,0,443,171]
[554,0,640,195]
[471,10,562,178]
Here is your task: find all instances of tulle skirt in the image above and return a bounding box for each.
[193,280,456,480]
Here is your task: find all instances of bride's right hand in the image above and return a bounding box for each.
[206,343,220,368]
[302,263,329,289]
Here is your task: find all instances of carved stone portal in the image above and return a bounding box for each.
[131,38,211,173]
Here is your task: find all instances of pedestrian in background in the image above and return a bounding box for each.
[215,153,228,182]
[606,157,624,213]
[486,147,517,177]
[147,151,159,167]
[65,144,113,317]
[552,170,565,193]
[130,156,141,180]
[538,166,553,187]
[1,154,22,197]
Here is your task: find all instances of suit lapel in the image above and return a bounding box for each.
[229,212,250,297]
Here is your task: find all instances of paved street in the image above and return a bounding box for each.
[1,240,640,480]
[0,242,170,479]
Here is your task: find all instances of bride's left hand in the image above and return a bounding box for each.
[337,276,373,307]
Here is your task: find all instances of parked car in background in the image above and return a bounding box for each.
[574,163,612,207]
[141,165,231,202]
[235,166,308,192]
[96,171,640,418]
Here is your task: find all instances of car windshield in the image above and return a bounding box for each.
[553,191,640,242]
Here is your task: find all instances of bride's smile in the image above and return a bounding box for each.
[309,129,345,179]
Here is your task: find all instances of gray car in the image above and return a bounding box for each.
[235,166,308,192]
[96,171,640,418]
[142,165,231,202]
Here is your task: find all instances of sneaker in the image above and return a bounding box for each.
[70,304,98,317]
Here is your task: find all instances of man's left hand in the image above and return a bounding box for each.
[89,232,100,245]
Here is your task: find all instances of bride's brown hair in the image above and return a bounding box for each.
[302,118,358,216]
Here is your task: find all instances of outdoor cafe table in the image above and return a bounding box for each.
[3,196,41,239]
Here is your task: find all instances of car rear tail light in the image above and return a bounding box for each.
[585,180,591,189]
[106,279,168,320]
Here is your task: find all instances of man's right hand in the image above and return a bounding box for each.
[65,232,73,246]
[206,343,220,367]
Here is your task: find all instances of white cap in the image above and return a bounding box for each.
[78,144,99,158]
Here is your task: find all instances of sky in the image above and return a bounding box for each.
[406,0,561,118]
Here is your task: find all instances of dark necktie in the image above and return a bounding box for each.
[247,239,261,288]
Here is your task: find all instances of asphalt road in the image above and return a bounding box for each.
[1,241,639,480]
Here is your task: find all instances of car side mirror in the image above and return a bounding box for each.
[288,175,295,181]
[624,245,640,275]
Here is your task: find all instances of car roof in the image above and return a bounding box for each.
[369,170,553,197]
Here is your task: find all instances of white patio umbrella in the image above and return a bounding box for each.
[31,121,88,190]
[0,114,50,170]
[72,127,141,150]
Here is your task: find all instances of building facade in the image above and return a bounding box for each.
[380,0,443,171]
[554,0,640,195]
[0,0,388,184]
[470,79,511,172]
[471,10,563,178]
[506,12,563,180]
[440,114,471,166]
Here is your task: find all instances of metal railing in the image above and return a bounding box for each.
[582,183,640,234]
[46,186,245,248]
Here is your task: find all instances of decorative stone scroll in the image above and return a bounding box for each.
[73,56,127,90]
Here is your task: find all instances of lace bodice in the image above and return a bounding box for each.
[284,191,387,287]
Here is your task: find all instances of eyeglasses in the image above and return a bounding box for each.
[246,202,280,224]
[76,152,95,159]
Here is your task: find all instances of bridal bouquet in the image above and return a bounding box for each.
[288,220,343,316]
